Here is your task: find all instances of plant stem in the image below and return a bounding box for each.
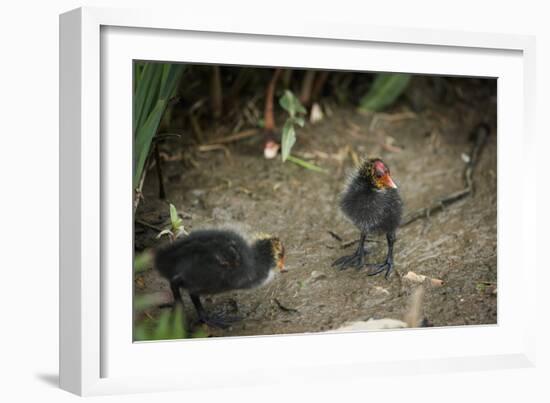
[211,66,223,119]
[264,68,282,132]
[154,144,166,199]
[299,70,316,106]
[311,70,330,101]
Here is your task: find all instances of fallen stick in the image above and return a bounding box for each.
[400,188,470,226]
[135,219,163,232]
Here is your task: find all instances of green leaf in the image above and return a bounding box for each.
[170,303,187,339]
[286,155,327,173]
[134,322,149,341]
[149,305,187,340]
[134,63,163,131]
[279,90,306,118]
[359,73,411,112]
[134,300,188,341]
[295,103,306,115]
[191,328,208,338]
[134,251,152,274]
[292,116,305,127]
[159,63,184,100]
[152,310,171,340]
[281,120,296,162]
[169,204,179,227]
[133,62,144,93]
[133,63,185,187]
[134,293,164,312]
[279,90,294,116]
[134,99,167,187]
[134,295,152,312]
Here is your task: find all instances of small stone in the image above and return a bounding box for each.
[310,270,327,281]
[191,189,206,197]
[310,103,324,124]
[372,286,390,296]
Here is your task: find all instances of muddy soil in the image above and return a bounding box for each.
[135,77,497,337]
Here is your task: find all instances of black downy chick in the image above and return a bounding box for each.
[332,158,402,278]
[155,229,286,328]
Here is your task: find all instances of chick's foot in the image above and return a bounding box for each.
[367,261,394,279]
[332,249,367,270]
[197,313,242,329]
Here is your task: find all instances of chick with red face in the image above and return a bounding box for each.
[333,158,402,278]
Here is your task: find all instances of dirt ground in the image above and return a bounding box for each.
[135,76,497,337]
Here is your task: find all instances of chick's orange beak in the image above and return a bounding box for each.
[382,173,397,189]
[277,257,287,273]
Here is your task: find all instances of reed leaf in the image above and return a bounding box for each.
[133,63,185,187]
[359,73,411,112]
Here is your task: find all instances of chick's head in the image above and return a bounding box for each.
[359,158,397,190]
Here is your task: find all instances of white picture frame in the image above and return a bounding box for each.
[59,6,537,396]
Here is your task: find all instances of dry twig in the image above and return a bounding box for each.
[197,144,232,158]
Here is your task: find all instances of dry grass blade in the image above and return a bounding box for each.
[404,286,425,328]
[203,129,259,146]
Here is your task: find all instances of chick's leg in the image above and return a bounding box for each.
[170,281,183,304]
[332,232,367,270]
[189,293,239,329]
[157,280,185,308]
[367,231,396,279]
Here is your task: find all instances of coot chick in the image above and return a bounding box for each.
[155,229,286,328]
[332,158,402,278]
